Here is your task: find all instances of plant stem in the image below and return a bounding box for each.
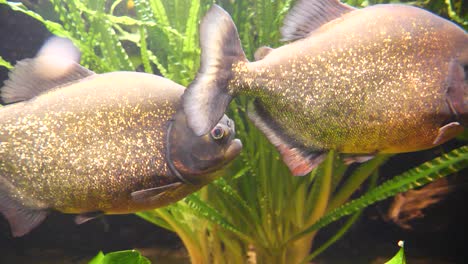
[300,211,362,264]
[288,151,335,263]
[156,210,202,263]
[306,151,335,226]
[301,170,381,263]
[327,155,390,211]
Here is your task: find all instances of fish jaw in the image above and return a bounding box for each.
[225,139,243,161]
[167,111,242,185]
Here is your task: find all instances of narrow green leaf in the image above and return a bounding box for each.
[134,2,153,74]
[185,195,251,243]
[88,251,105,264]
[0,56,13,69]
[445,0,468,25]
[301,171,380,263]
[144,0,185,39]
[291,146,468,242]
[385,241,407,264]
[327,155,390,211]
[213,177,261,225]
[136,211,174,232]
[88,250,150,264]
[184,194,236,231]
[300,211,362,264]
[181,0,200,78]
[2,2,72,38]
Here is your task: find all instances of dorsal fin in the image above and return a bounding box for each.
[247,100,325,176]
[1,37,94,104]
[280,0,355,42]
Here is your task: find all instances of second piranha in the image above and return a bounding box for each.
[183,0,467,176]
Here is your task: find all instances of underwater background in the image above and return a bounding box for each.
[0,0,467,263]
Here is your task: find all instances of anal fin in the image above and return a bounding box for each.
[247,100,325,176]
[277,144,326,176]
[0,192,48,237]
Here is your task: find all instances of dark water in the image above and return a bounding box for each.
[1,4,467,264]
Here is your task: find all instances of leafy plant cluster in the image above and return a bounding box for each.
[0,0,467,263]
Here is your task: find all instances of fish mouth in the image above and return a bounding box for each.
[167,138,242,186]
[225,139,243,160]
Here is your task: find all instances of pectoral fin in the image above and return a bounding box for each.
[433,122,463,145]
[248,100,325,176]
[0,191,48,237]
[75,211,104,225]
[131,182,183,203]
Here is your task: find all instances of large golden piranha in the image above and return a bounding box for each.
[182,0,467,176]
[0,37,242,237]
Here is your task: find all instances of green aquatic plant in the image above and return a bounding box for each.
[0,56,13,69]
[89,249,151,264]
[1,0,467,263]
[385,241,407,264]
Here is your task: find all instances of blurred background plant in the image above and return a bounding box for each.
[0,0,467,263]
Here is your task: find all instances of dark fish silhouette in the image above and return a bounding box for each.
[0,37,242,237]
[183,0,467,176]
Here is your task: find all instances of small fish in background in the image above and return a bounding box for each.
[386,177,453,230]
[182,0,467,176]
[0,37,242,237]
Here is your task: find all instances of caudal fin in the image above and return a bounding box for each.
[0,191,48,237]
[182,5,246,136]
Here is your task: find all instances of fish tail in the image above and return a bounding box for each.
[182,5,247,136]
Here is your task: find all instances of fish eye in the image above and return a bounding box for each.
[210,126,225,140]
